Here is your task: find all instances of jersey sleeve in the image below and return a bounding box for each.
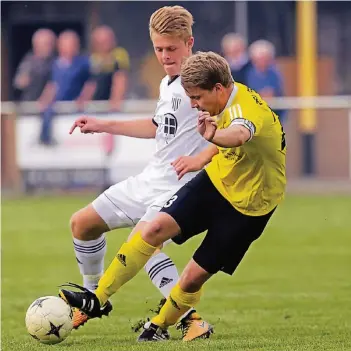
[113,47,130,71]
[228,103,263,140]
[152,117,158,126]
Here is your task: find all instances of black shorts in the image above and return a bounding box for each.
[161,170,275,275]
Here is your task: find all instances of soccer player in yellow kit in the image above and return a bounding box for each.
[60,51,286,342]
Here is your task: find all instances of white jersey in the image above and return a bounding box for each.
[136,75,209,192]
[93,75,209,229]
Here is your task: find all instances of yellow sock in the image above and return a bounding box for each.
[95,232,156,305]
[151,283,202,329]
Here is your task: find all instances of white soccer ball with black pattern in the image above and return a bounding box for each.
[25,296,73,344]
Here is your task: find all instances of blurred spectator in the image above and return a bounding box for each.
[247,40,287,124]
[90,25,130,111]
[221,33,251,85]
[38,30,94,145]
[13,29,56,101]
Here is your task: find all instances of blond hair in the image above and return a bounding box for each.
[181,51,233,90]
[149,6,193,41]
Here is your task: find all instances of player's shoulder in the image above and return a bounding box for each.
[160,75,186,96]
[236,83,257,107]
[158,75,170,95]
[224,83,257,121]
[160,75,169,86]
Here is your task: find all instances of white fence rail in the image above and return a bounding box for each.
[1,96,351,192]
[2,96,351,115]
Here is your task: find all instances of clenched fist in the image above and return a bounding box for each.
[197,111,217,141]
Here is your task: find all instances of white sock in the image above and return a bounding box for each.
[145,252,179,298]
[145,252,195,319]
[73,234,107,292]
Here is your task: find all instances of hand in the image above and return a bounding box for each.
[16,74,30,89]
[69,116,103,135]
[198,111,217,141]
[171,155,204,180]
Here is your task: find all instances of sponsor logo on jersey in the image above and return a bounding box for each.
[163,113,178,143]
[171,95,182,111]
[154,112,178,144]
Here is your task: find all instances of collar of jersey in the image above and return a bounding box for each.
[216,82,238,121]
[167,75,180,85]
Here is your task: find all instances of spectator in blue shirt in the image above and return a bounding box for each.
[247,40,287,124]
[221,33,251,86]
[39,31,94,145]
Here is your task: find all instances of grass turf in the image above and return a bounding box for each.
[2,194,351,350]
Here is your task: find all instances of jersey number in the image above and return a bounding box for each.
[163,195,178,208]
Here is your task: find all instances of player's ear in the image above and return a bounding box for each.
[187,36,194,51]
[214,83,222,92]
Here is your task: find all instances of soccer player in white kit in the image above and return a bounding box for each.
[67,6,217,340]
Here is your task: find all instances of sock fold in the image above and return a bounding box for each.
[151,283,202,328]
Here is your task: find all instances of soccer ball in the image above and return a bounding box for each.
[25,296,73,344]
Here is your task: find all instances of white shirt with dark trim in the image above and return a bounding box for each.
[137,75,209,193]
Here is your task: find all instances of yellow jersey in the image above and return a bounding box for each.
[206,82,286,216]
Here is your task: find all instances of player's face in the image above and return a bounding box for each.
[152,33,194,77]
[185,85,222,116]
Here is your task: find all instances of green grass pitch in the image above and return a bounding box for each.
[2,194,351,350]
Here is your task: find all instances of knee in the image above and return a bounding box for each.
[139,213,180,247]
[142,220,165,246]
[70,205,108,241]
[70,210,97,241]
[143,219,163,238]
[70,211,84,239]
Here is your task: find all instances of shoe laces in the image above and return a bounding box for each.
[59,282,97,313]
[59,282,91,293]
[176,318,191,338]
[176,312,200,338]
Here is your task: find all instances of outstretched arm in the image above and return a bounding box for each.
[69,116,157,139]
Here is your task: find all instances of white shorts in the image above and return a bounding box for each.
[92,176,177,230]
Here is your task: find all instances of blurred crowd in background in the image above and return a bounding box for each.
[2,1,351,189]
[2,1,351,145]
[12,24,285,145]
[13,26,130,145]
